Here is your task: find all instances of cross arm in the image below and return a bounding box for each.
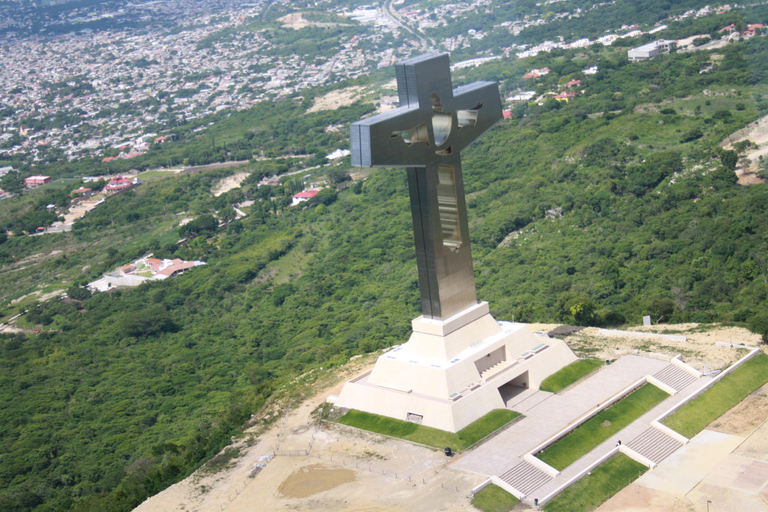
[351,106,434,168]
[452,81,503,141]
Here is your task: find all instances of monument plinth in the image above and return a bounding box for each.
[335,54,576,432]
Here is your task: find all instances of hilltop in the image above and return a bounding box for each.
[2,3,768,511]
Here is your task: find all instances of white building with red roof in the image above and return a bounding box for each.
[292,189,319,206]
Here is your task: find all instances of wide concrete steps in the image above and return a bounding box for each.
[626,427,683,464]
[499,461,552,496]
[652,364,697,391]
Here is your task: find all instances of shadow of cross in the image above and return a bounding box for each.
[350,53,502,320]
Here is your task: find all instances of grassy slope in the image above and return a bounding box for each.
[664,353,768,438]
[543,453,648,512]
[471,484,520,512]
[540,359,603,393]
[337,409,519,451]
[538,384,669,470]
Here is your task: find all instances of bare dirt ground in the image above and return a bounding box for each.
[709,382,768,437]
[307,86,366,113]
[277,12,349,30]
[51,198,103,227]
[9,288,63,305]
[211,172,250,197]
[721,113,768,185]
[133,352,484,512]
[133,324,765,512]
[558,323,762,372]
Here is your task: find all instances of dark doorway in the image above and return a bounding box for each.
[498,371,530,407]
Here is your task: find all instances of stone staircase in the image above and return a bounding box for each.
[481,360,516,381]
[626,427,684,464]
[498,461,553,497]
[652,364,697,391]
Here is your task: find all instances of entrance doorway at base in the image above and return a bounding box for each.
[498,371,530,407]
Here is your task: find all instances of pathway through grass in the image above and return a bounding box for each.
[537,383,668,470]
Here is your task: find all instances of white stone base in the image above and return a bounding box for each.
[335,303,577,433]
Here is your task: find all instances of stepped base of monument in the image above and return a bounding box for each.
[334,304,577,433]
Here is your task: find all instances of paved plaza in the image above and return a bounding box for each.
[451,354,716,505]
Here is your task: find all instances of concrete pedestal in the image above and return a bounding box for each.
[335,302,577,432]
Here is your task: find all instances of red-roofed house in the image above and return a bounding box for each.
[523,68,550,79]
[292,189,319,206]
[554,91,577,102]
[565,79,581,88]
[105,176,141,194]
[155,261,196,280]
[71,187,95,198]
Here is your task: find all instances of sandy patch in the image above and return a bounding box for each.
[559,324,762,371]
[308,86,365,113]
[707,383,768,437]
[52,199,103,226]
[277,463,354,498]
[733,416,768,463]
[277,12,348,30]
[133,353,484,512]
[595,485,694,512]
[722,113,768,185]
[10,288,63,305]
[211,172,250,197]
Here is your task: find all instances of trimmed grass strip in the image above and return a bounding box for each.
[540,359,603,393]
[471,483,520,512]
[337,408,519,451]
[537,383,669,470]
[664,353,768,438]
[543,453,647,512]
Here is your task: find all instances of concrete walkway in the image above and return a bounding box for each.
[452,355,669,477]
[451,355,714,505]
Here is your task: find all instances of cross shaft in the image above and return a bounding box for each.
[350,53,502,319]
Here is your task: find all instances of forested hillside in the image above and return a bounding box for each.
[2,20,768,512]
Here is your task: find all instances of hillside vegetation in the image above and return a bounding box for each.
[2,20,768,512]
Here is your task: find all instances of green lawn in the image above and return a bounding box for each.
[337,409,519,451]
[537,384,669,470]
[543,453,647,512]
[664,353,768,438]
[471,484,520,512]
[540,359,603,393]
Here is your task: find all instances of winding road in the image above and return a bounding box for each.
[382,0,435,51]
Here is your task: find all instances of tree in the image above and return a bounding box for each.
[326,168,351,185]
[0,172,23,194]
[720,149,738,170]
[66,286,91,301]
[748,314,768,343]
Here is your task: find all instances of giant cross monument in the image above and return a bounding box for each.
[335,54,576,432]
